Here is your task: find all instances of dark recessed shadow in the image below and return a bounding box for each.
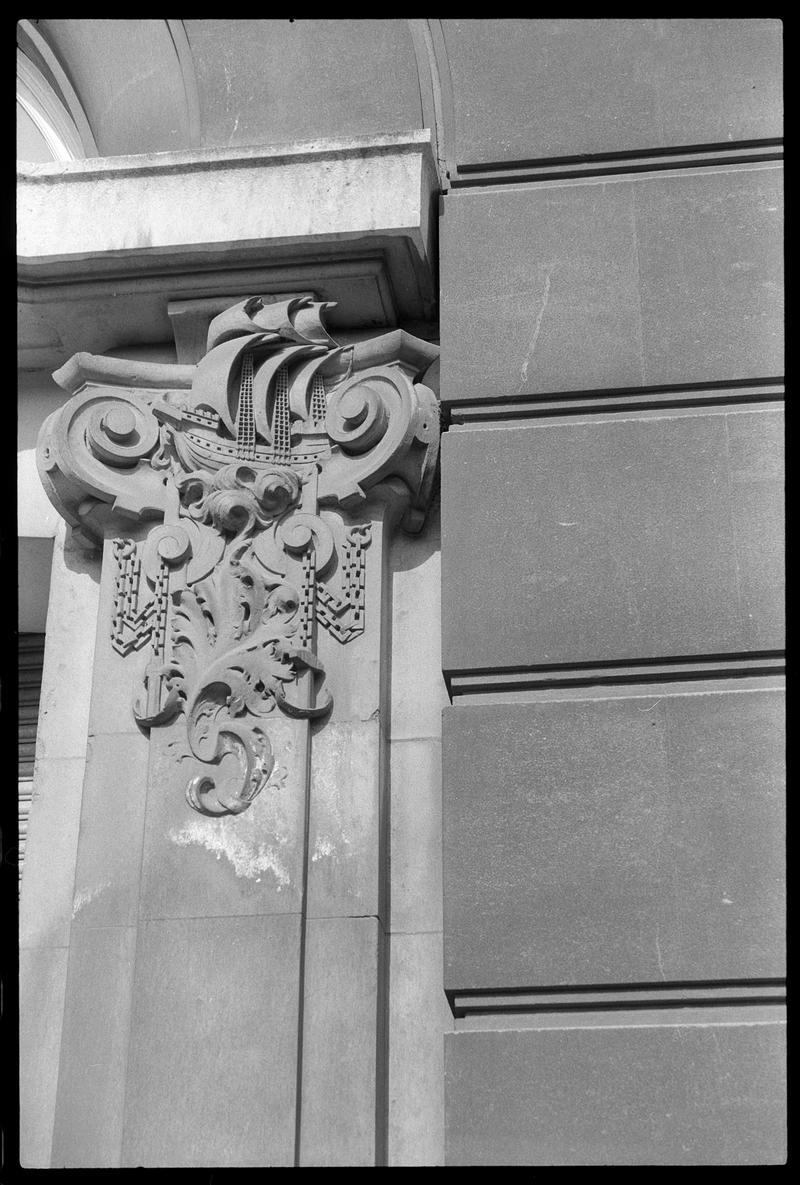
[390,486,441,575]
[63,532,102,585]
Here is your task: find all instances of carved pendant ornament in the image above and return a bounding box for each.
[38,297,439,815]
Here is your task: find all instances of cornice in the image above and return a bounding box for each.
[16,130,436,182]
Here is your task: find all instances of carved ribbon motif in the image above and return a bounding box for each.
[37,296,439,816]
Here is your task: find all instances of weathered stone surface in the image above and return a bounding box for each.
[299,916,382,1167]
[389,499,449,742]
[18,536,53,631]
[307,720,382,920]
[442,409,784,672]
[18,372,66,531]
[445,1018,787,1165]
[186,19,423,150]
[51,925,137,1167]
[34,19,193,157]
[18,136,436,269]
[443,688,785,990]
[441,164,783,401]
[19,946,69,1167]
[386,500,449,1165]
[19,524,101,1167]
[20,757,88,950]
[18,132,438,369]
[139,717,306,919]
[390,739,443,934]
[388,931,452,1167]
[442,19,783,168]
[32,523,100,761]
[726,408,787,649]
[635,168,784,386]
[69,732,150,929]
[121,914,300,1167]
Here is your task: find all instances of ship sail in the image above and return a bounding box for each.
[206,296,338,353]
[164,295,343,469]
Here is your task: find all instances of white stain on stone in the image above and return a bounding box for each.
[72,881,110,916]
[311,837,336,862]
[312,727,373,853]
[519,270,552,391]
[169,760,294,888]
[171,818,291,887]
[654,925,666,981]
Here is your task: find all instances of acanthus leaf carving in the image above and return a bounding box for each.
[37,297,440,816]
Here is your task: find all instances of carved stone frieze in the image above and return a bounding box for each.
[37,296,439,815]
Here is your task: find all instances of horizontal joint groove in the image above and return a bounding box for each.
[449,140,783,188]
[449,979,786,1018]
[19,249,389,293]
[444,379,784,425]
[455,139,784,174]
[447,653,785,697]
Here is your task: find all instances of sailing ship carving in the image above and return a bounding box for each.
[37,295,440,816]
[154,296,346,473]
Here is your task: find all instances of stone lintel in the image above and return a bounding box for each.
[17,132,439,370]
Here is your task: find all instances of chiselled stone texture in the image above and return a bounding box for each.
[38,297,438,819]
[120,915,301,1167]
[19,946,69,1167]
[445,1019,787,1165]
[442,408,784,674]
[298,916,383,1166]
[441,164,783,401]
[443,688,785,992]
[434,18,784,1171]
[442,19,782,168]
[51,925,137,1167]
[185,19,423,149]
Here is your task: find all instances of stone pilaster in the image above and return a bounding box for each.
[37,297,439,1166]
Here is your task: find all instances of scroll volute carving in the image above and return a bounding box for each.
[37,297,440,816]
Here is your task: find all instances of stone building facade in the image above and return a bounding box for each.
[17,19,784,1166]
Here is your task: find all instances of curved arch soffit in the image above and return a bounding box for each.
[16,20,98,160]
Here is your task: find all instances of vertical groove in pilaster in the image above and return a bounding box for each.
[374,503,398,1165]
[293,714,313,1166]
[374,917,390,1165]
[119,668,164,1166]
